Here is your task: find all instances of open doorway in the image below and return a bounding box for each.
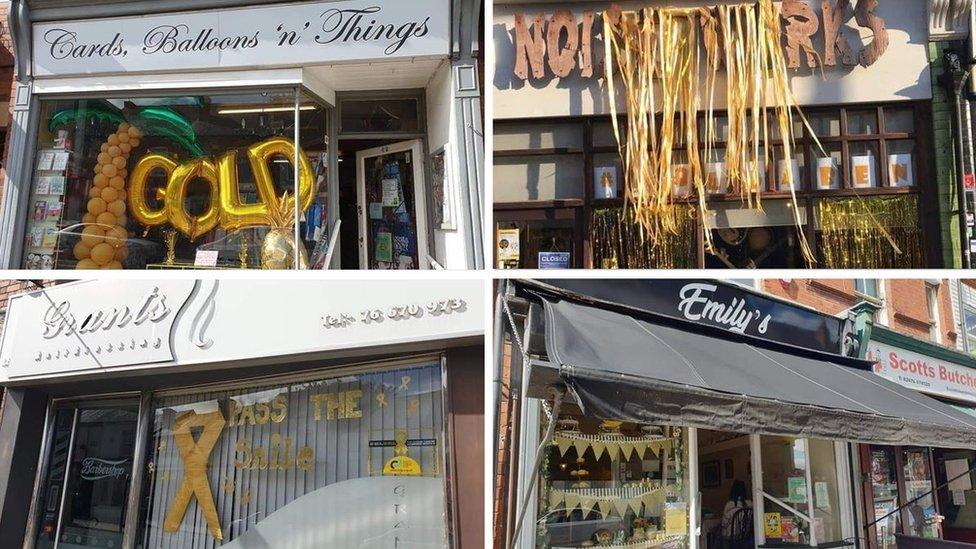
[337,138,429,269]
[698,429,756,549]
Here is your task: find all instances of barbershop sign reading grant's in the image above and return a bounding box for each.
[31,0,450,77]
[512,0,888,80]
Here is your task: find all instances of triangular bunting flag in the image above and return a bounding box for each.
[555,437,573,458]
[618,442,633,461]
[628,495,645,515]
[580,497,598,517]
[597,500,613,519]
[564,493,581,513]
[590,439,607,460]
[573,440,588,458]
[612,498,631,517]
[549,490,564,511]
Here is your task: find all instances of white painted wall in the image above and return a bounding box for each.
[426,60,470,269]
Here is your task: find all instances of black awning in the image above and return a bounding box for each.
[535,293,976,449]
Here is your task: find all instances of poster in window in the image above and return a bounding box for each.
[777,159,801,191]
[428,148,455,230]
[374,231,393,263]
[497,228,520,264]
[764,512,782,539]
[888,154,914,187]
[817,157,840,189]
[594,165,620,199]
[788,476,808,503]
[664,502,688,535]
[706,162,727,194]
[851,155,876,188]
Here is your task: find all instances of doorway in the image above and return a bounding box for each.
[32,399,139,549]
[698,430,755,549]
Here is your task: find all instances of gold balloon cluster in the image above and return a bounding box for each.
[74,123,142,269]
[128,137,314,240]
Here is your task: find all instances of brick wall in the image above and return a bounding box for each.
[762,279,958,349]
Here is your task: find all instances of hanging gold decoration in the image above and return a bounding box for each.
[603,1,815,264]
[592,207,695,268]
[816,195,922,268]
[260,191,308,269]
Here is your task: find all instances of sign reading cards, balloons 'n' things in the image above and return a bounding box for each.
[888,154,914,187]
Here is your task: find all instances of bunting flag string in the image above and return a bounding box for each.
[548,486,666,519]
[552,431,674,461]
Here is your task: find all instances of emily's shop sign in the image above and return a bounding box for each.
[512,0,888,80]
[536,279,852,355]
[867,340,976,404]
[31,0,450,77]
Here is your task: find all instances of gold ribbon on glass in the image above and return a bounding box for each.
[163,408,227,540]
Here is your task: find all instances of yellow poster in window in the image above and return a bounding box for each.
[664,502,688,535]
[764,512,782,539]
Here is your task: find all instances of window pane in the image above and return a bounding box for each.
[809,439,843,543]
[850,141,880,188]
[495,122,583,150]
[903,449,938,538]
[593,120,623,148]
[495,219,574,268]
[869,446,900,549]
[768,115,805,140]
[139,362,448,547]
[539,414,691,547]
[760,435,810,544]
[807,113,841,137]
[340,98,419,133]
[855,279,879,297]
[493,155,584,202]
[59,406,138,548]
[966,308,976,353]
[25,93,329,270]
[884,108,915,134]
[593,153,623,199]
[810,143,842,190]
[34,409,76,549]
[847,110,879,134]
[887,140,916,187]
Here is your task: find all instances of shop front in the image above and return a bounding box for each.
[860,327,976,547]
[497,279,976,549]
[0,278,484,547]
[492,0,948,269]
[0,0,484,270]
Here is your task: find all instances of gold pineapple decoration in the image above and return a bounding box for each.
[260,191,308,269]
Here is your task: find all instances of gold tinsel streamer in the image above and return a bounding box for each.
[592,207,695,269]
[604,1,816,265]
[816,196,922,269]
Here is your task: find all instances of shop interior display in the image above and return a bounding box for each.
[24,94,332,269]
[540,414,690,548]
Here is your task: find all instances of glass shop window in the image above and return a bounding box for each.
[24,91,332,270]
[339,98,420,134]
[965,307,976,355]
[760,435,812,545]
[538,413,691,548]
[137,362,447,547]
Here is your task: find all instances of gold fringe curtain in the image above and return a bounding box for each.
[604,1,814,264]
[592,207,695,268]
[816,196,923,268]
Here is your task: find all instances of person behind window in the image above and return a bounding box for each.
[720,480,754,548]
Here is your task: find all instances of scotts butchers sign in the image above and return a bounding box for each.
[512,0,888,80]
[868,340,976,404]
[31,0,449,76]
[533,279,854,355]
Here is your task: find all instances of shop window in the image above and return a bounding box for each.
[760,435,812,544]
[808,438,844,543]
[495,103,928,268]
[339,98,420,134]
[936,449,976,532]
[965,307,976,354]
[24,91,332,270]
[902,448,938,539]
[538,414,690,548]
[869,446,901,549]
[495,216,577,269]
[138,362,448,547]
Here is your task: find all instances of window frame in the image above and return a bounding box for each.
[493,101,937,268]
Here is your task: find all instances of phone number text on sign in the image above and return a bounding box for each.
[322,299,467,329]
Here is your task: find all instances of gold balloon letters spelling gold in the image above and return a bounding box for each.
[164,408,226,540]
[129,137,314,240]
